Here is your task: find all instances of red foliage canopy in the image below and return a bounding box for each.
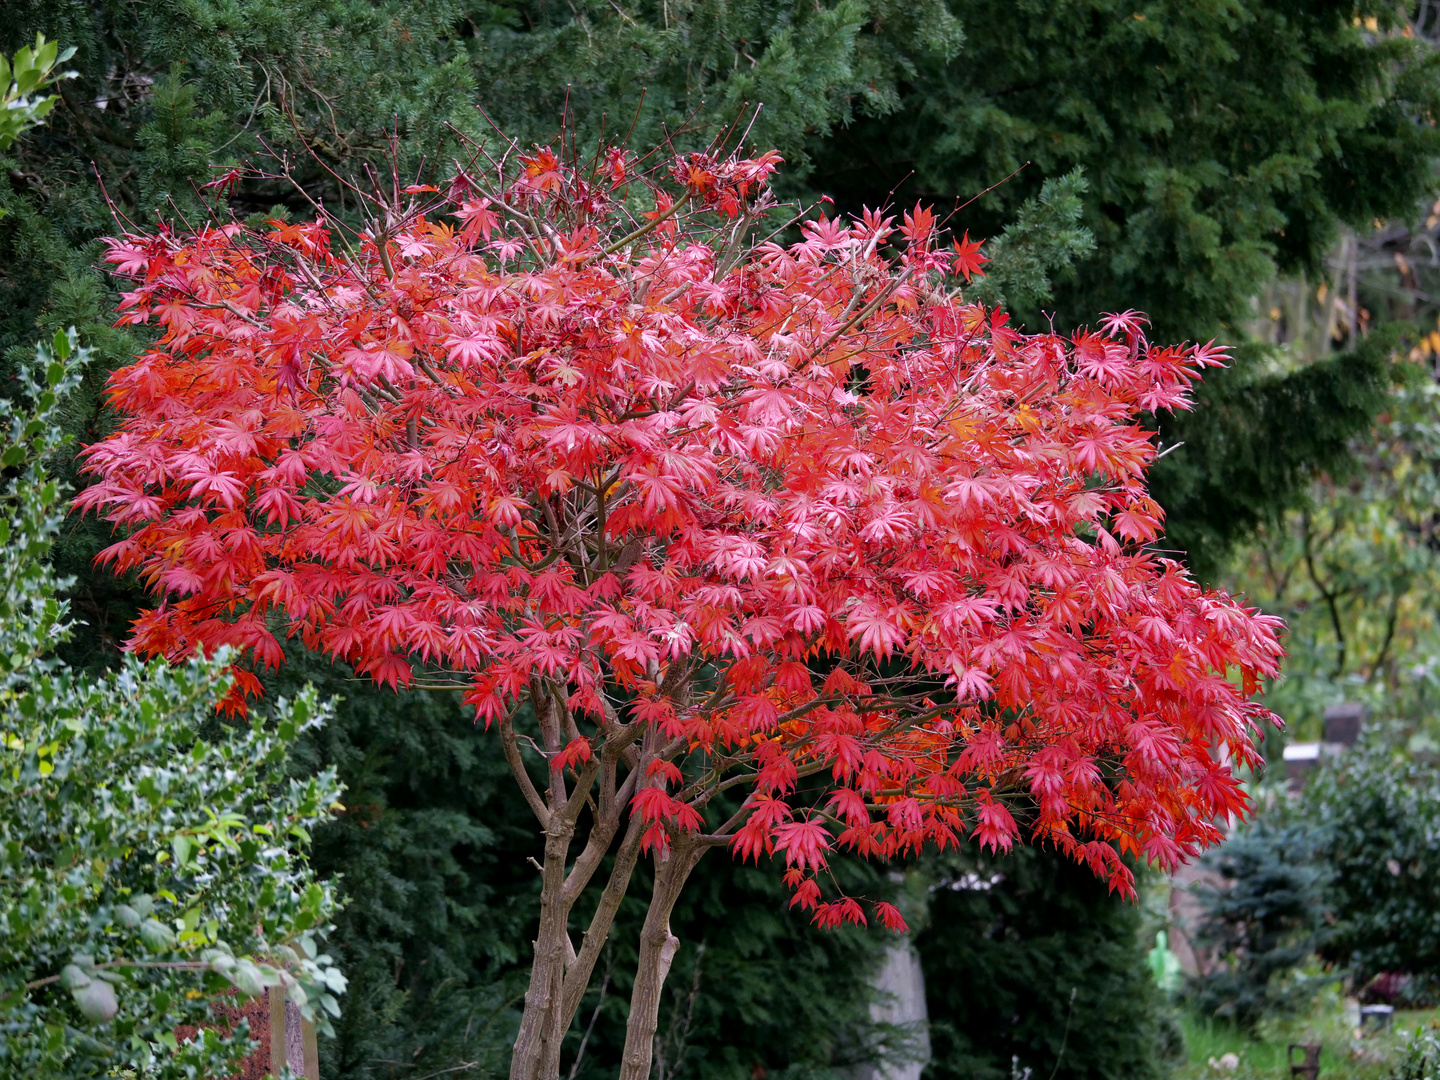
[78,142,1283,917]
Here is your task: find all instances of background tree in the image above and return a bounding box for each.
[1221,359,1440,740]
[1305,740,1440,999]
[0,330,345,1079]
[805,0,1440,575]
[920,847,1180,1080]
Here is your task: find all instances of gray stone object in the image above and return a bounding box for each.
[847,940,931,1080]
[1323,702,1367,747]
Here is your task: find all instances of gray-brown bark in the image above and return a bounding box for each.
[510,813,579,1080]
[500,671,824,1080]
[497,618,745,1080]
[506,679,653,1080]
[618,838,708,1080]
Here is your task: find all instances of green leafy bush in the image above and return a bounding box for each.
[0,331,345,1079]
[1393,1025,1440,1080]
[1306,742,1440,998]
[0,34,73,157]
[1188,735,1440,1027]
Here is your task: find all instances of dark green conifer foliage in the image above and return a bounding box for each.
[1151,331,1397,579]
[805,0,1440,575]
[464,0,960,170]
[919,848,1174,1080]
[1,1,486,368]
[274,656,538,1080]
[809,1,1440,339]
[1187,819,1333,1030]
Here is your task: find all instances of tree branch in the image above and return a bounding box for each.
[500,713,550,827]
[560,814,646,1020]
[1302,512,1348,677]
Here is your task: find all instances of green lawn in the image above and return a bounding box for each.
[1170,1005,1440,1080]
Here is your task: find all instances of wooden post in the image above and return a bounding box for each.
[268,985,287,1078]
[267,984,319,1079]
[302,1012,320,1079]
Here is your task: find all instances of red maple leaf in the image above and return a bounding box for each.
[951,231,989,281]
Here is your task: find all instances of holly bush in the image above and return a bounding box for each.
[0,330,345,1079]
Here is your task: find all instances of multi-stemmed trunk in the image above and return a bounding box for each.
[503,681,716,1080]
[510,828,709,1080]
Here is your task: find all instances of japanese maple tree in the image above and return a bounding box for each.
[78,134,1284,1080]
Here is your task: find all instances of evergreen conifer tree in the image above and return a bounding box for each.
[919,848,1177,1080]
[805,0,1440,575]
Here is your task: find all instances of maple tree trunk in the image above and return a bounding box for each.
[508,686,651,1080]
[558,812,647,1025]
[618,839,708,1080]
[509,683,583,1080]
[511,816,578,1080]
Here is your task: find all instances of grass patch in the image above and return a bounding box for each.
[1169,1005,1440,1079]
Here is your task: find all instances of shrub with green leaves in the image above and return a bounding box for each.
[1306,741,1440,997]
[0,330,345,1079]
[1394,1024,1440,1080]
[0,34,73,157]
[1187,738,1440,1026]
